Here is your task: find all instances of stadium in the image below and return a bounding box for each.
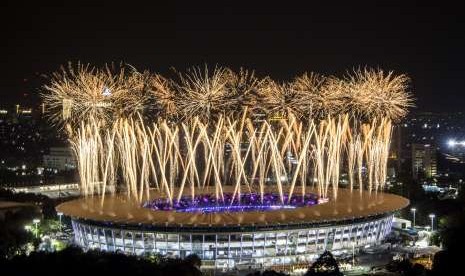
[46,64,412,270]
[57,188,408,269]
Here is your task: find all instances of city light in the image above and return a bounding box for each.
[447,139,455,147]
[447,139,465,147]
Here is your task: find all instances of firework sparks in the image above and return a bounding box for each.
[42,62,149,129]
[42,63,413,205]
[342,68,414,121]
[174,66,231,122]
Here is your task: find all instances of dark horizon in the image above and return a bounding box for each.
[1,1,464,112]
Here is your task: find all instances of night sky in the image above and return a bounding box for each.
[1,1,464,111]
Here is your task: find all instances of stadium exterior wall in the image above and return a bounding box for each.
[70,213,394,270]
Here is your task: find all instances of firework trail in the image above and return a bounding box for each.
[42,64,413,205]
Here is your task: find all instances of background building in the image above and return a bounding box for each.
[43,147,76,172]
[411,143,437,180]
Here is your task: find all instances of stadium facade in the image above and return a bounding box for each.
[58,189,408,270]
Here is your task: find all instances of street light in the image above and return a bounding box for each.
[33,219,40,238]
[429,214,436,232]
[352,241,356,268]
[410,208,416,228]
[57,212,63,233]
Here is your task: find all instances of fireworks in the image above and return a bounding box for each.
[291,72,328,118]
[341,68,413,121]
[42,63,158,129]
[43,64,412,125]
[224,68,264,116]
[67,114,393,204]
[146,73,177,119]
[42,63,413,205]
[174,66,232,122]
[258,79,304,117]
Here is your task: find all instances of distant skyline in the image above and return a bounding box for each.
[1,1,464,111]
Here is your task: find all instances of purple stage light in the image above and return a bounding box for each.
[143,193,322,214]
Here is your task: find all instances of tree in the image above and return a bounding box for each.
[305,251,343,276]
[386,259,426,276]
[0,246,203,276]
[185,254,202,268]
[0,207,37,258]
[429,188,465,275]
[247,270,288,276]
